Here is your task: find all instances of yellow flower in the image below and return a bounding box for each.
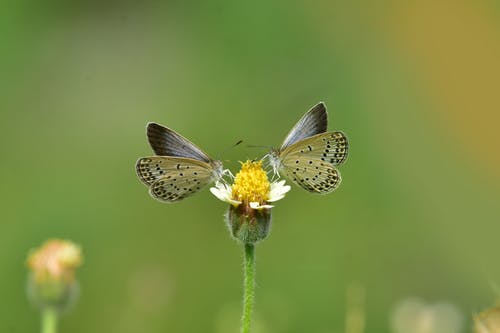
[232,161,270,204]
[26,239,83,310]
[211,160,290,210]
[210,160,290,243]
[27,239,82,284]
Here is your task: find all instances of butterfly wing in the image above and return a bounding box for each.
[136,156,216,202]
[147,122,211,162]
[280,102,328,150]
[280,157,342,194]
[278,131,348,193]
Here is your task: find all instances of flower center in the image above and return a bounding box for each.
[232,161,270,204]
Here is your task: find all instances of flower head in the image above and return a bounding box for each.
[210,160,290,243]
[211,160,290,209]
[26,239,83,310]
[27,239,82,284]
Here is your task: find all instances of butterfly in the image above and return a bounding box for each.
[136,123,226,202]
[267,102,348,194]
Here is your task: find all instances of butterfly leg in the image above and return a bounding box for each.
[219,169,235,186]
[222,168,235,178]
[260,154,276,177]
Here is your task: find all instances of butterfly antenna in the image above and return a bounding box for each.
[218,139,245,162]
[247,145,274,161]
[220,139,244,153]
[247,144,273,150]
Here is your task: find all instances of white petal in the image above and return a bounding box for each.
[218,182,232,195]
[275,179,286,187]
[249,202,260,209]
[268,181,291,202]
[227,198,242,206]
[267,195,284,202]
[270,180,288,193]
[276,185,291,196]
[210,183,241,206]
[249,202,274,210]
[210,187,227,201]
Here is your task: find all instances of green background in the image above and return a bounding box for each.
[1,0,499,332]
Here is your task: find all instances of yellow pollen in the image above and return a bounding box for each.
[232,161,270,203]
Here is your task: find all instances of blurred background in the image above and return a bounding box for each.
[0,0,499,332]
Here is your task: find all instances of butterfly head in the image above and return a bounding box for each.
[210,160,226,180]
[265,149,282,176]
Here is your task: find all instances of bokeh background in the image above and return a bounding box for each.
[1,0,499,332]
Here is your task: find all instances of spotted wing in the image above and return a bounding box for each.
[136,156,215,202]
[280,102,328,150]
[147,122,211,162]
[278,132,348,193]
[280,157,342,194]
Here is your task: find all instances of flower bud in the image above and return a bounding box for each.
[390,298,463,333]
[26,239,82,311]
[227,203,272,244]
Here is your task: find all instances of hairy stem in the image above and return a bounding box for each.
[241,243,256,333]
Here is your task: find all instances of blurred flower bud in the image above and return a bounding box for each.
[474,305,500,333]
[26,239,82,311]
[390,298,463,333]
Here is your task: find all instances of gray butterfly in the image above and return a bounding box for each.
[136,123,225,202]
[267,102,348,194]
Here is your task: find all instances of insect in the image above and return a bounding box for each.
[136,122,226,202]
[267,102,348,194]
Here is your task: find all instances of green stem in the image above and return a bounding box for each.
[41,307,58,333]
[241,243,256,333]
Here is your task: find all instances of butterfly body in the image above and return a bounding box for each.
[267,102,348,194]
[136,123,225,203]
